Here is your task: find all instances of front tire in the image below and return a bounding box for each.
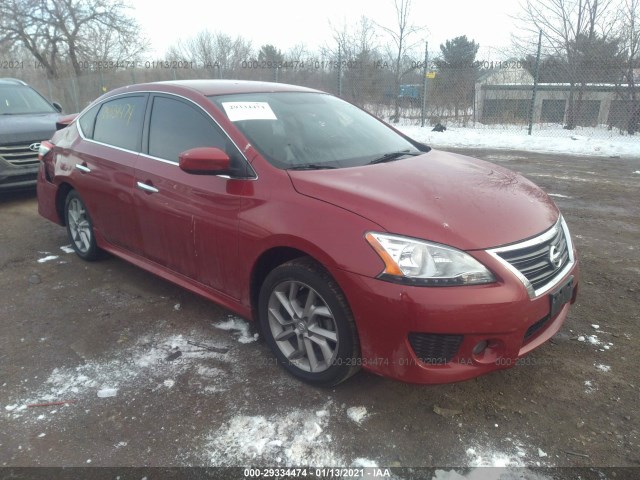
[258,258,360,387]
[64,190,101,261]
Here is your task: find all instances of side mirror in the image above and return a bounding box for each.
[52,102,63,113]
[178,147,231,175]
[56,113,78,130]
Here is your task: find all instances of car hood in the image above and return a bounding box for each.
[287,150,559,250]
[0,113,59,144]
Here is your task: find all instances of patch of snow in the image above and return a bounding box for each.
[483,154,529,161]
[203,386,226,394]
[60,245,75,254]
[399,124,640,159]
[352,458,378,467]
[214,316,258,343]
[591,324,600,330]
[163,379,175,388]
[634,171,640,174]
[584,380,596,393]
[595,364,611,373]
[346,406,369,424]
[196,366,224,378]
[465,445,524,467]
[204,408,344,466]
[538,448,547,457]
[4,333,233,422]
[97,388,118,398]
[37,255,59,263]
[37,433,46,438]
[587,335,601,346]
[577,336,585,342]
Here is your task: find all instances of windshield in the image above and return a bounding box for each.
[209,92,423,169]
[0,85,57,115]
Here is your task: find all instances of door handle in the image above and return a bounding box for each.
[75,164,91,173]
[136,181,159,194]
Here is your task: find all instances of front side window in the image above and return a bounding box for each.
[209,92,422,169]
[93,95,146,151]
[148,96,227,162]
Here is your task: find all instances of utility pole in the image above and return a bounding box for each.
[528,30,542,136]
[421,41,428,127]
[337,45,343,97]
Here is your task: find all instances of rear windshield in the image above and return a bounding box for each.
[209,92,419,169]
[0,85,56,115]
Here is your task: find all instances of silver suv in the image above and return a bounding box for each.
[0,78,62,190]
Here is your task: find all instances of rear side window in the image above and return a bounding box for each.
[78,103,100,139]
[148,96,227,162]
[93,96,146,151]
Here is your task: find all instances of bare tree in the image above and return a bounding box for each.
[329,16,378,58]
[515,0,620,128]
[170,30,252,78]
[78,16,147,65]
[0,0,148,79]
[377,0,423,122]
[328,16,383,104]
[286,43,310,63]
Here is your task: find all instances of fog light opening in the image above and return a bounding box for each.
[472,340,488,356]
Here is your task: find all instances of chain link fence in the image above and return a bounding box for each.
[9,46,640,141]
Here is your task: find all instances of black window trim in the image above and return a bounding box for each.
[142,92,256,180]
[76,90,256,180]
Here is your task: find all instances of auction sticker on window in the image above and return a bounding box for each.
[222,102,277,121]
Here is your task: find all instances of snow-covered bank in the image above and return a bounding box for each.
[399,125,639,159]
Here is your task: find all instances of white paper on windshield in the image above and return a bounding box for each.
[222,102,277,121]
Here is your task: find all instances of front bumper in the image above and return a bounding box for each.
[333,251,579,384]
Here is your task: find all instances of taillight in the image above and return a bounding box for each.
[38,141,54,161]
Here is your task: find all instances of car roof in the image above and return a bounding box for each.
[111,79,322,97]
[0,78,29,86]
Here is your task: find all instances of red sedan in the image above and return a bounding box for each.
[37,80,578,386]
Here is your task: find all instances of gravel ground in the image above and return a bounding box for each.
[0,149,638,478]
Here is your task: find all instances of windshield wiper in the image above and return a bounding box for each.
[287,164,338,170]
[368,150,421,165]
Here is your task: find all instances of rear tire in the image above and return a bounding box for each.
[64,190,101,261]
[258,258,360,387]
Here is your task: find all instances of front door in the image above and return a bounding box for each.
[134,94,248,298]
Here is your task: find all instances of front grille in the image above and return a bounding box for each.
[494,222,570,293]
[0,144,40,166]
[408,333,463,365]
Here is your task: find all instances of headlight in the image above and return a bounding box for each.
[365,232,496,286]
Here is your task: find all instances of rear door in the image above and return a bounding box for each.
[72,94,148,253]
[134,93,249,298]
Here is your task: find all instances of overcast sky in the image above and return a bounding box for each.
[131,0,522,59]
